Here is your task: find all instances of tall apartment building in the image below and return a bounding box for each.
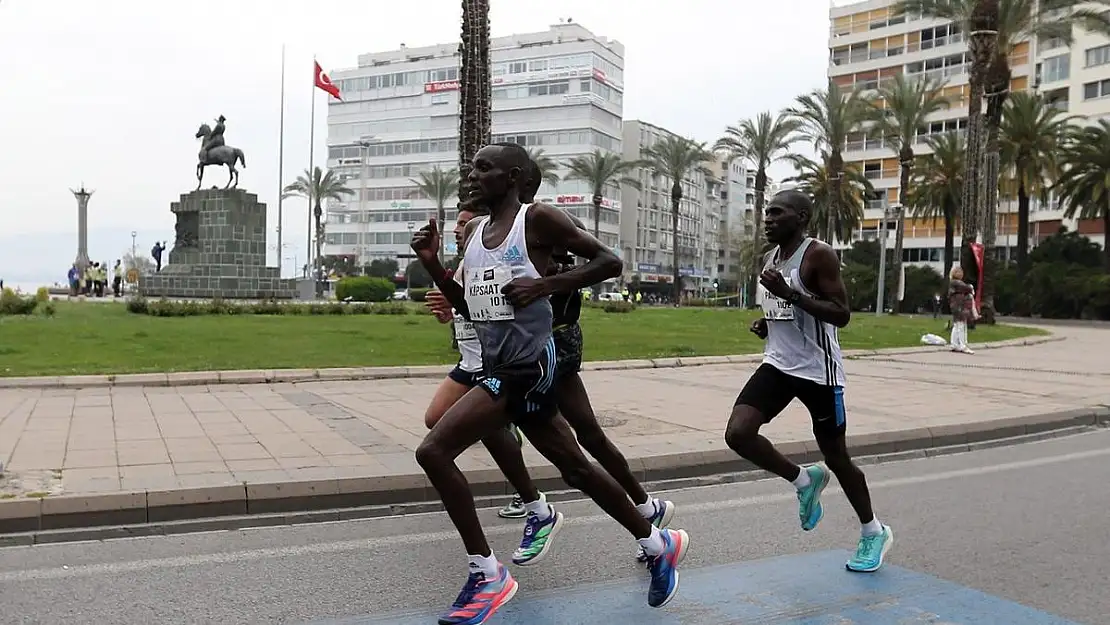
[322,23,626,267]
[713,154,759,288]
[619,120,717,294]
[828,0,1110,271]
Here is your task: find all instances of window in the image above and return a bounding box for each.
[1086,45,1110,68]
[1084,79,1110,100]
[1040,54,1070,84]
[1040,36,1066,52]
[430,93,450,105]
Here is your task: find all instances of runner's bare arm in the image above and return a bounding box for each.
[530,205,621,293]
[796,244,851,328]
[413,220,470,318]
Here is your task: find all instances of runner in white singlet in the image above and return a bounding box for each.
[726,190,893,574]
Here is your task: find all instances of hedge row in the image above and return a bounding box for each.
[0,288,55,317]
[125,297,419,317]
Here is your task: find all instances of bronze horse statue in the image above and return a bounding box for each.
[195,123,246,189]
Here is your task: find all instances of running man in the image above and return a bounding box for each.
[724,190,893,573]
[412,143,688,625]
[422,200,558,567]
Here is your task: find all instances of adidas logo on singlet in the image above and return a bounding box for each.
[501,245,524,264]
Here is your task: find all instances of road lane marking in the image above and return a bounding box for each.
[0,442,1108,583]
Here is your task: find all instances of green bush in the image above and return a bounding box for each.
[35,287,50,303]
[124,298,413,317]
[685,298,712,307]
[0,288,38,315]
[335,276,394,302]
[40,302,56,316]
[372,302,410,315]
[409,288,432,302]
[126,296,149,314]
[602,301,636,314]
[1084,275,1110,320]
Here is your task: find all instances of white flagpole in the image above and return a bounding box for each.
[307,55,316,283]
[276,44,286,275]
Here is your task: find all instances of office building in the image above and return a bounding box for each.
[828,0,1110,270]
[322,22,626,271]
[620,120,717,295]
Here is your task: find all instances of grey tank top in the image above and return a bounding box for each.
[758,238,846,387]
[460,204,553,372]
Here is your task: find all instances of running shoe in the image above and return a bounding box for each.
[646,528,689,608]
[846,524,894,573]
[438,564,518,625]
[508,424,524,447]
[636,499,676,562]
[511,506,563,566]
[797,464,830,531]
[497,494,527,519]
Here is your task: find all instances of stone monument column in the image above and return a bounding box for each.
[70,186,94,275]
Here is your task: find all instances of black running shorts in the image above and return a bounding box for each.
[553,323,583,379]
[477,336,559,423]
[735,363,847,442]
[447,365,482,387]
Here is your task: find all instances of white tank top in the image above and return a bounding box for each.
[461,203,552,370]
[758,238,846,387]
[451,262,483,373]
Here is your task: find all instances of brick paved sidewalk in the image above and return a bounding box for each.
[0,326,1106,500]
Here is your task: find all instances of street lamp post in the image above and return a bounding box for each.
[405,222,415,292]
[876,203,902,316]
[130,231,137,260]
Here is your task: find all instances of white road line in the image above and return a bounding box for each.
[0,444,1107,583]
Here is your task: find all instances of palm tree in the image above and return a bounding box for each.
[562,150,642,239]
[714,111,801,307]
[457,0,492,201]
[409,166,459,262]
[526,148,561,188]
[870,73,951,313]
[787,82,871,238]
[640,135,715,303]
[282,166,355,296]
[784,153,871,244]
[999,91,1069,281]
[1052,120,1110,271]
[908,132,966,289]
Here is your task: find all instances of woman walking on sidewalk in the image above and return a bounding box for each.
[948,266,976,354]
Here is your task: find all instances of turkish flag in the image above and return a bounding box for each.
[314,61,341,100]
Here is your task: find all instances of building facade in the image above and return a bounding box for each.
[619,120,717,295]
[828,0,1109,272]
[321,23,626,270]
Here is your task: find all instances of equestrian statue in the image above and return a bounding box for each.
[195,115,246,190]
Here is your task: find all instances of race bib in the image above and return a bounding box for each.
[453,312,477,340]
[464,265,515,322]
[759,278,795,321]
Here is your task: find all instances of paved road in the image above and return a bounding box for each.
[0,429,1105,624]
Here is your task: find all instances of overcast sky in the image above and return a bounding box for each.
[0,0,829,287]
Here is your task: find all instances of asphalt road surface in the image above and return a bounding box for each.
[0,429,1107,625]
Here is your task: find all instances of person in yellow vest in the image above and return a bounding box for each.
[635,291,643,304]
[621,287,630,301]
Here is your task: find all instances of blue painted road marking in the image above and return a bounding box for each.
[306,550,1080,624]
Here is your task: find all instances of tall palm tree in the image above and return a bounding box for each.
[409,166,459,262]
[870,73,951,313]
[562,150,642,239]
[1053,120,1110,271]
[714,110,801,307]
[640,135,716,303]
[787,82,871,238]
[282,166,355,296]
[457,0,491,201]
[895,0,1108,319]
[526,148,561,188]
[999,91,1069,281]
[784,153,871,244]
[908,132,966,288]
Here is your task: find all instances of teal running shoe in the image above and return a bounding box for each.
[797,464,830,531]
[846,524,894,572]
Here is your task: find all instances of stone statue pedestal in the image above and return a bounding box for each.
[140,189,296,299]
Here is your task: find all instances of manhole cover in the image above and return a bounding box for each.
[595,412,627,428]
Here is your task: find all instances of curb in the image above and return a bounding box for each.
[0,405,1105,541]
[0,333,1059,390]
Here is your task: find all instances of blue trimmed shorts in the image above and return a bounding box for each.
[735,363,847,442]
[476,336,559,423]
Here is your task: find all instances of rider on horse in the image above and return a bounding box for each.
[200,115,226,162]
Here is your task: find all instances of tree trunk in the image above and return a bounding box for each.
[436,203,447,263]
[827,150,844,238]
[671,184,682,305]
[889,146,912,314]
[314,202,324,298]
[961,0,998,288]
[457,0,491,202]
[943,202,956,315]
[1104,203,1110,273]
[747,169,767,308]
[592,196,602,240]
[1016,176,1030,280]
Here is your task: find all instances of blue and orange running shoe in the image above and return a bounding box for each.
[438,563,518,625]
[636,499,676,562]
[647,528,689,608]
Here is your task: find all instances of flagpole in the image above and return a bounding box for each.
[307,54,316,285]
[276,44,286,276]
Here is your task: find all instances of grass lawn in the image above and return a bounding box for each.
[0,302,1046,377]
